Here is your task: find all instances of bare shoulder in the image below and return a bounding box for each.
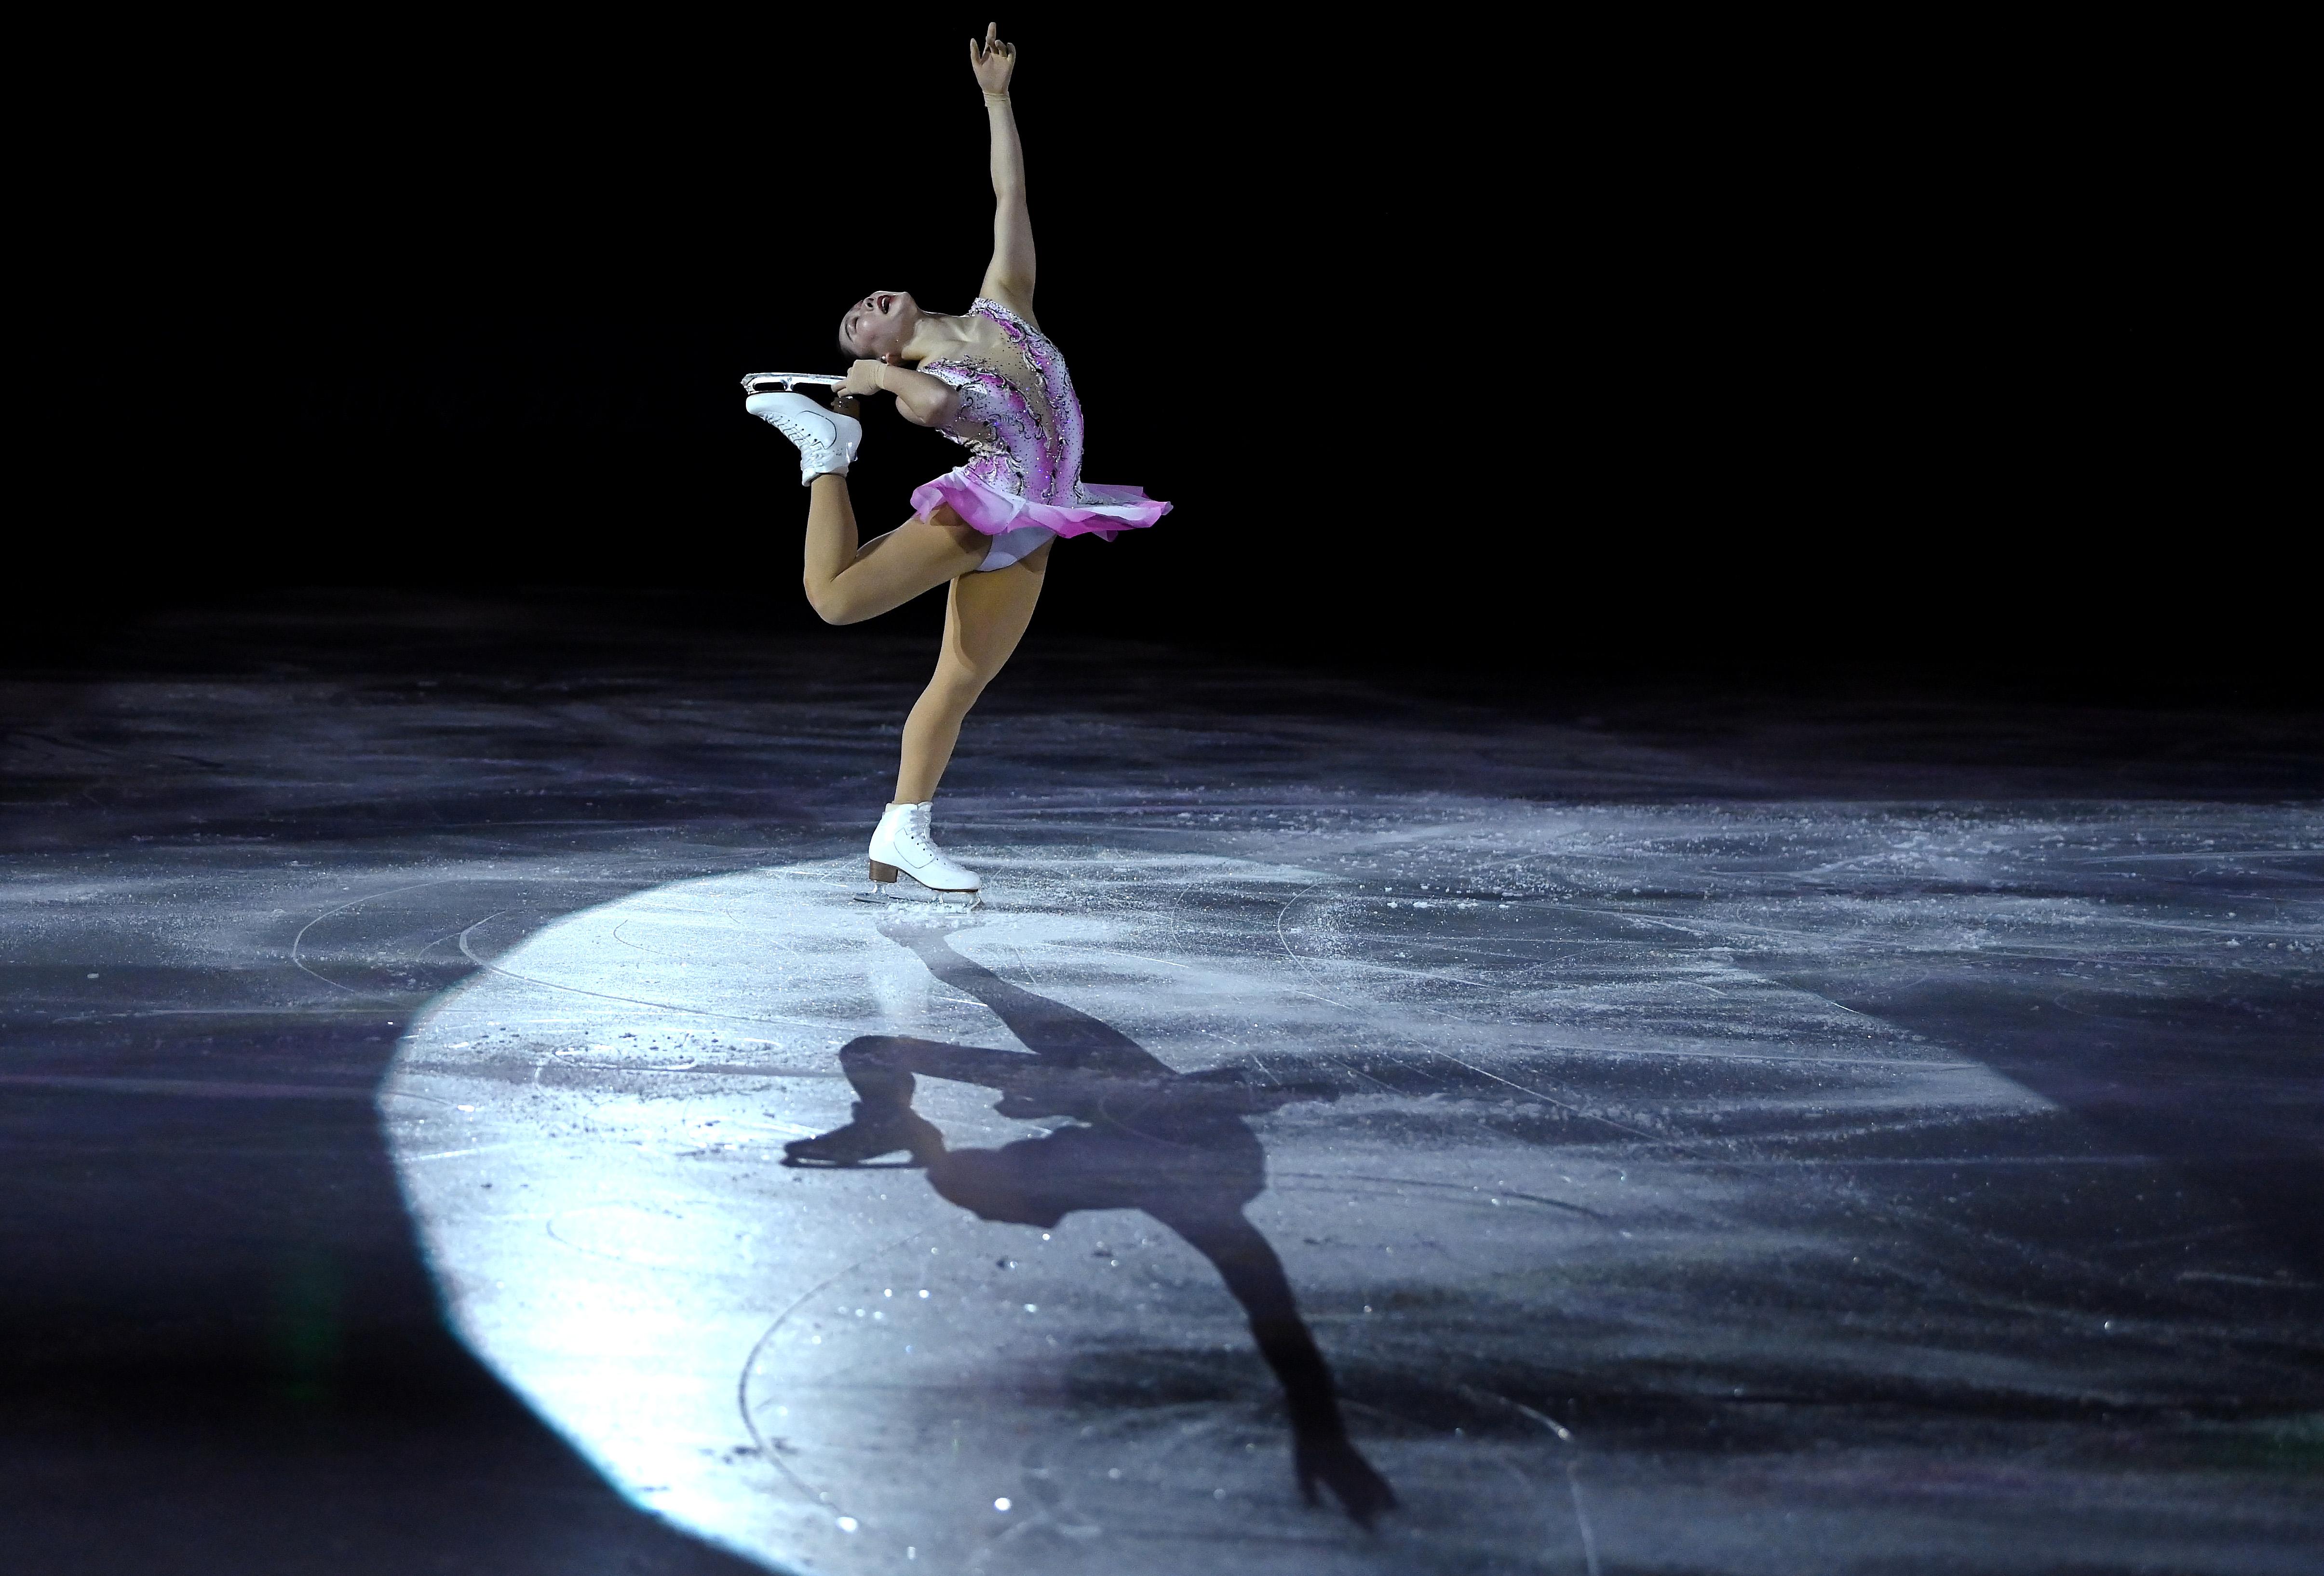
[951,301,1040,354]
[981,288,1040,333]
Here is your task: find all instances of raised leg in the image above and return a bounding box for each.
[801,475,989,626]
[782,1032,1042,1168]
[840,1032,1041,1101]
[895,541,1051,802]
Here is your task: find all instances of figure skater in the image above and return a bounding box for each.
[785,918,1397,1527]
[746,24,1169,906]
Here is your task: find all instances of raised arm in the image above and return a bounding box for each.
[971,24,1034,318]
[1150,1203,1398,1527]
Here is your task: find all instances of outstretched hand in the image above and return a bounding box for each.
[1295,1434,1398,1529]
[969,21,1015,94]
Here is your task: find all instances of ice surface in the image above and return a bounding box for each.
[9,609,2320,1574]
[387,802,2324,1575]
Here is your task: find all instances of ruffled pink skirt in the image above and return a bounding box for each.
[910,467,1171,542]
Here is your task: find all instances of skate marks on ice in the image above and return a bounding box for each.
[383,854,1435,1575]
[768,916,1395,1536]
[380,814,2324,1575]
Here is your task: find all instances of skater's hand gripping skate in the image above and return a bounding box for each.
[839,358,960,428]
[836,359,891,399]
[969,22,1016,94]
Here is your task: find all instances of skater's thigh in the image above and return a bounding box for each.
[939,543,1049,683]
[848,1033,1037,1090]
[835,510,987,620]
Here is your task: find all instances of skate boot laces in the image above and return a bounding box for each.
[744,390,861,481]
[898,805,941,862]
[758,403,836,448]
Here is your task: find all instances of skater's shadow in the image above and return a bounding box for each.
[784,916,1396,1527]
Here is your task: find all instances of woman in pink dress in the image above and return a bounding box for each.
[746,24,1168,906]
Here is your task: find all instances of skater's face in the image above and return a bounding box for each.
[839,290,916,361]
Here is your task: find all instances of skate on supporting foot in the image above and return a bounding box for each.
[782,1101,939,1167]
[855,881,977,910]
[864,801,982,908]
[745,390,862,484]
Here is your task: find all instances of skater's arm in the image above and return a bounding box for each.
[970,24,1035,318]
[1155,1205,1397,1527]
[838,360,960,428]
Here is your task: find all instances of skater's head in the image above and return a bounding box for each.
[839,289,920,363]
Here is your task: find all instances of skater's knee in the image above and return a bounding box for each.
[806,578,876,627]
[839,1034,909,1064]
[932,645,1007,700]
[925,666,989,709]
[839,1036,917,1102]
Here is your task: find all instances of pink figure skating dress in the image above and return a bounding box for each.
[910,298,1171,571]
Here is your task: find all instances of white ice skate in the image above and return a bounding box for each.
[745,390,861,485]
[864,801,982,907]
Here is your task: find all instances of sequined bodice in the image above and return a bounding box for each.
[918,298,1094,505]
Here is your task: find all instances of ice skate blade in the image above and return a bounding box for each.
[779,1155,922,1170]
[741,371,849,395]
[853,881,982,911]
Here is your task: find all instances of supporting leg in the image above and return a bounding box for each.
[878,921,1169,1076]
[894,542,1051,803]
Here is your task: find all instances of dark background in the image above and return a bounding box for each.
[6,19,2309,1573]
[21,12,2291,702]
